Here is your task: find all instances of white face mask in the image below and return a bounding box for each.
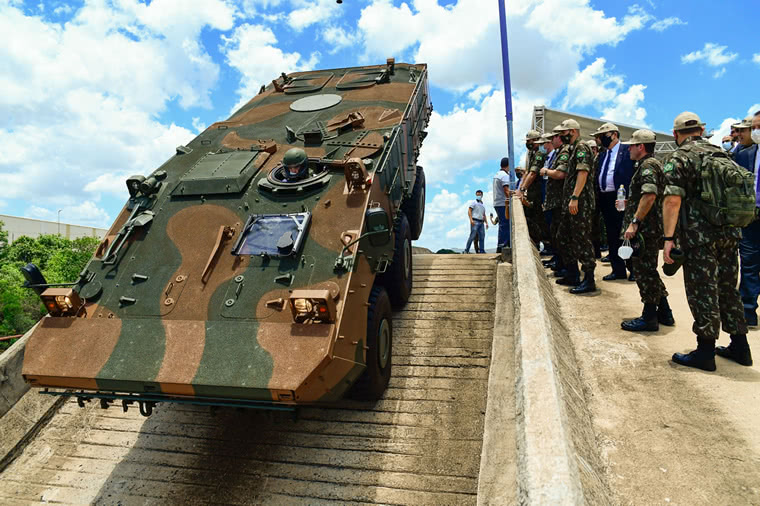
[752,129,760,145]
[723,141,734,150]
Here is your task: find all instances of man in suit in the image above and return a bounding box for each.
[592,122,635,281]
[735,113,760,326]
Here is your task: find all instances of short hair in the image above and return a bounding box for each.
[475,189,483,194]
[500,157,509,168]
[754,110,760,117]
[678,126,702,136]
[642,142,656,154]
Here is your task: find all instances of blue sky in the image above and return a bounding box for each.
[1,0,758,252]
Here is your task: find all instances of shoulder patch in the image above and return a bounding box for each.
[560,154,569,161]
[641,167,653,176]
[663,162,674,173]
[576,151,585,159]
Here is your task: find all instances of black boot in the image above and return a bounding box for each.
[553,268,568,278]
[570,270,596,294]
[622,303,659,332]
[716,334,753,366]
[672,339,716,371]
[556,275,581,286]
[657,296,675,326]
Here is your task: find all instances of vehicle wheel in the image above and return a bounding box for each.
[401,166,425,240]
[378,212,413,308]
[351,285,392,400]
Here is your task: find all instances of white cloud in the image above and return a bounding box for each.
[192,117,206,133]
[748,104,760,116]
[713,68,727,79]
[601,84,648,126]
[53,3,73,16]
[356,0,652,96]
[650,16,686,32]
[707,117,741,147]
[221,23,320,112]
[681,42,738,67]
[322,26,360,54]
[467,85,493,102]
[287,0,339,30]
[0,1,225,210]
[562,58,624,108]
[26,201,112,229]
[753,54,760,65]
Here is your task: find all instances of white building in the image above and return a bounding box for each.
[0,214,108,245]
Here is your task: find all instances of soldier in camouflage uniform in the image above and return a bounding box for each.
[516,130,547,250]
[555,119,597,294]
[619,129,674,332]
[541,127,571,274]
[662,112,753,371]
[586,139,604,259]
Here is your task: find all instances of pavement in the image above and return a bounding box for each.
[553,253,760,505]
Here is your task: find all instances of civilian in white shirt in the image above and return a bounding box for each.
[465,190,488,253]
[492,157,513,251]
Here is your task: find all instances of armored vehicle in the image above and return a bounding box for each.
[21,59,430,415]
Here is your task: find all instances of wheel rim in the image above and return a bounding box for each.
[378,318,390,369]
[403,237,411,280]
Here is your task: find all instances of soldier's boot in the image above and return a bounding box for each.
[570,270,596,294]
[621,303,658,332]
[672,339,717,372]
[657,296,675,326]
[556,264,580,286]
[715,334,753,366]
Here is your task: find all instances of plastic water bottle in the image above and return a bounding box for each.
[616,185,626,212]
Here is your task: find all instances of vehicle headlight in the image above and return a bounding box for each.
[289,289,336,323]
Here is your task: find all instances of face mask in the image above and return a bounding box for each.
[476,196,482,202]
[538,145,547,154]
[560,134,571,144]
[752,129,760,144]
[600,134,613,148]
[723,141,734,150]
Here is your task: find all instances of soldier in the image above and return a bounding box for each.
[555,119,597,294]
[586,139,603,259]
[619,129,674,331]
[662,111,752,371]
[516,130,546,249]
[283,147,310,181]
[540,127,570,273]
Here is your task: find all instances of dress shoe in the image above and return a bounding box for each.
[602,272,626,281]
[601,255,610,263]
[569,272,596,294]
[672,340,716,371]
[556,276,580,286]
[622,303,658,332]
[744,310,758,327]
[553,269,569,278]
[658,297,675,326]
[716,335,753,366]
[542,258,554,267]
[628,272,636,282]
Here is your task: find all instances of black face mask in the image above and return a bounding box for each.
[560,134,571,144]
[600,134,613,148]
[526,142,535,150]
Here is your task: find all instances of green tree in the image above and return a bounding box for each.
[0,220,8,261]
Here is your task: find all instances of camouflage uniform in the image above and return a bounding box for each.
[525,149,547,246]
[545,145,571,267]
[559,139,596,273]
[622,154,667,304]
[664,137,747,340]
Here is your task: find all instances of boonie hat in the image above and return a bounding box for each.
[622,129,657,145]
[551,124,565,134]
[584,140,597,148]
[556,118,581,131]
[593,122,619,136]
[673,111,705,132]
[538,133,552,143]
[525,130,541,141]
[734,116,753,129]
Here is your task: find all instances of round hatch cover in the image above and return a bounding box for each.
[290,94,342,112]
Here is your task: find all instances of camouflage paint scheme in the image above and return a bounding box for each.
[22,61,431,406]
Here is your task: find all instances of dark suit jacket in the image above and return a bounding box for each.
[595,143,634,194]
[735,144,758,173]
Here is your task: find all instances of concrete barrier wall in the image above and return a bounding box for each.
[0,324,36,418]
[510,201,612,505]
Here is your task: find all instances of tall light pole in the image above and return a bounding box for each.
[57,209,62,236]
[497,0,516,191]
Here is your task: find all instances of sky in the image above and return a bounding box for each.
[1,0,758,252]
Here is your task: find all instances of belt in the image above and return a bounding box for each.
[473,218,484,222]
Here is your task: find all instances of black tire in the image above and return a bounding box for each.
[378,212,413,308]
[401,166,425,240]
[351,286,393,400]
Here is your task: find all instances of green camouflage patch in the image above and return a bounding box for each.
[577,151,585,159]
[560,154,569,161]
[664,162,674,173]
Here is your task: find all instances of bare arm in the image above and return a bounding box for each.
[635,193,656,220]
[468,207,473,225]
[662,195,682,263]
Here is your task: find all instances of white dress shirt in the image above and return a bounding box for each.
[599,142,620,192]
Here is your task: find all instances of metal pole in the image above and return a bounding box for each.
[497,0,516,191]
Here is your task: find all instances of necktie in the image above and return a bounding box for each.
[599,151,612,192]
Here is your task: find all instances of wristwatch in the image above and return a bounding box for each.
[631,217,641,225]
[570,195,579,200]
[662,236,675,241]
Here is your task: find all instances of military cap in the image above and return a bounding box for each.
[592,122,619,136]
[525,130,541,141]
[551,124,565,134]
[584,139,597,148]
[621,129,657,145]
[734,116,753,129]
[555,118,581,131]
[673,111,705,132]
[538,133,553,143]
